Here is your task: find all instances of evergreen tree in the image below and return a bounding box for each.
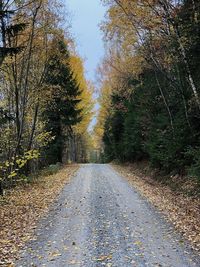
[43,37,81,164]
[0,0,26,65]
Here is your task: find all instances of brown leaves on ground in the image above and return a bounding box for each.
[113,163,200,252]
[0,165,79,266]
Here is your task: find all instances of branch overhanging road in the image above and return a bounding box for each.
[17,164,200,267]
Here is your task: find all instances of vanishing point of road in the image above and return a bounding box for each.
[17,164,200,267]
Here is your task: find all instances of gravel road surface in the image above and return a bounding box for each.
[17,164,200,267]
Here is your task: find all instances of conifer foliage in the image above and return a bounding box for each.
[97,0,200,179]
[43,37,82,165]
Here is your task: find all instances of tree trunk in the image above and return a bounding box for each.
[160,0,200,110]
[176,29,200,109]
[154,71,175,134]
[28,101,39,151]
[15,3,42,155]
[0,180,3,196]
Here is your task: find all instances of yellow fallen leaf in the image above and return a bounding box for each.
[134,240,142,246]
[96,255,112,261]
[49,251,62,259]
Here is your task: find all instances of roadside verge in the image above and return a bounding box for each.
[112,164,200,252]
[0,164,79,266]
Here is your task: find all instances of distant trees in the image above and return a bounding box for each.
[97,0,200,178]
[68,54,94,163]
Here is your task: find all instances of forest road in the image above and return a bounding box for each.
[16,164,200,267]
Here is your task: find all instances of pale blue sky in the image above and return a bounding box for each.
[65,0,106,82]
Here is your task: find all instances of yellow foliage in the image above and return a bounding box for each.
[8,172,17,179]
[94,81,112,149]
[69,54,95,134]
[0,150,41,182]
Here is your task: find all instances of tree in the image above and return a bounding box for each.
[43,36,82,164]
[69,54,94,163]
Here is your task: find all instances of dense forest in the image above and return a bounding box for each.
[0,0,94,194]
[1,0,200,195]
[96,0,200,179]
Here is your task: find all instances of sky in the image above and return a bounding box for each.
[64,0,106,130]
[65,0,106,82]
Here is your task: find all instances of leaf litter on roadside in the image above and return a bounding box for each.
[113,164,200,252]
[0,165,79,266]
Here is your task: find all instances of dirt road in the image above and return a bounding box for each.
[17,164,199,266]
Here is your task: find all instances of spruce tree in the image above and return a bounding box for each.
[43,37,81,164]
[0,0,26,65]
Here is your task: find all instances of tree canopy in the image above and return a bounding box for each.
[0,0,94,193]
[96,0,200,179]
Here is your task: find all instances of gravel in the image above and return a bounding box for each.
[16,164,200,267]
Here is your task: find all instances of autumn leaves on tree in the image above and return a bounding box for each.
[0,0,94,194]
[96,0,200,179]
